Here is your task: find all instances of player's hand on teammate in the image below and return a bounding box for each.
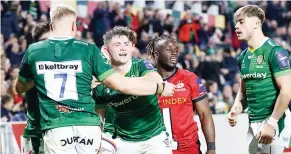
[161,82,175,96]
[227,111,238,127]
[256,123,274,144]
[206,150,216,154]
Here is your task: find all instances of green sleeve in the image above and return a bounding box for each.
[139,59,156,76]
[18,47,33,83]
[93,85,107,109]
[92,45,115,81]
[269,47,291,77]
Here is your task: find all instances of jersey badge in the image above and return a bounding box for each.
[257,55,263,64]
[175,81,186,92]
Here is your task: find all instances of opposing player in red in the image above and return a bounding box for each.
[147,34,216,154]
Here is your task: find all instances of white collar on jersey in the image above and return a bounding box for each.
[49,36,74,40]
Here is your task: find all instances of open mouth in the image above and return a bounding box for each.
[119,53,127,57]
[236,31,242,35]
[170,57,177,63]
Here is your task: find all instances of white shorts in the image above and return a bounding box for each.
[247,110,291,154]
[43,126,101,154]
[100,132,117,154]
[21,136,44,154]
[115,131,172,154]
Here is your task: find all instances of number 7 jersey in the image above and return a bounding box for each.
[158,68,207,152]
[18,37,115,130]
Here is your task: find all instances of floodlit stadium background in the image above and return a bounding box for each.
[1,1,291,154]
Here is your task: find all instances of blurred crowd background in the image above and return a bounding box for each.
[1,0,291,122]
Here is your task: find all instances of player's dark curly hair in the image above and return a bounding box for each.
[103,26,135,44]
[32,21,51,42]
[146,34,176,59]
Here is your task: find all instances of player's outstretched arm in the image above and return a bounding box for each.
[194,97,216,154]
[228,79,246,127]
[101,73,174,96]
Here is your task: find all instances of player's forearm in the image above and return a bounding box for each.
[16,80,35,94]
[117,77,160,95]
[200,112,216,143]
[232,80,246,113]
[271,89,291,120]
[103,73,162,96]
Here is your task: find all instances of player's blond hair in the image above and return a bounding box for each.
[50,4,76,25]
[234,5,265,24]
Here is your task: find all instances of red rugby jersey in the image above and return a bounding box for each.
[159,68,207,151]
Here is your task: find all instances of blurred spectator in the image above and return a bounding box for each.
[222,84,234,109]
[109,3,127,27]
[1,1,19,42]
[221,48,238,85]
[1,94,14,122]
[89,2,111,48]
[124,3,139,32]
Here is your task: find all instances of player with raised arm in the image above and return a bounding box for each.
[147,34,216,154]
[16,4,174,154]
[22,21,51,154]
[93,26,172,154]
[228,5,291,154]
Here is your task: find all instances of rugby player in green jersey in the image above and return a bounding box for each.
[227,5,291,154]
[22,21,51,154]
[93,26,172,154]
[15,4,175,154]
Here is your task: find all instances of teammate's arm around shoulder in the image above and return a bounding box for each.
[92,45,174,96]
[191,75,215,154]
[16,47,35,93]
[228,79,246,127]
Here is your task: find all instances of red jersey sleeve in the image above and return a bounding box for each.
[190,74,207,103]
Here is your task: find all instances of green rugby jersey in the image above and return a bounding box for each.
[238,38,291,126]
[18,37,115,130]
[23,87,41,138]
[93,58,166,141]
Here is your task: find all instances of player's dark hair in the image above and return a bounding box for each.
[32,21,51,42]
[103,26,135,45]
[1,94,13,105]
[146,34,176,59]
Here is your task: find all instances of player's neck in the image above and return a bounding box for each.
[157,66,177,80]
[247,30,266,49]
[52,30,74,38]
[113,59,132,75]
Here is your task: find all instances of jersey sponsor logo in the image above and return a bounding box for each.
[175,81,186,91]
[143,60,154,70]
[248,55,254,59]
[60,136,94,147]
[196,78,207,95]
[73,40,88,46]
[56,105,84,113]
[108,95,139,107]
[241,72,267,79]
[159,97,187,106]
[36,61,82,74]
[257,55,263,64]
[275,51,290,69]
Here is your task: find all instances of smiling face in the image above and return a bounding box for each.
[155,39,178,71]
[107,35,134,66]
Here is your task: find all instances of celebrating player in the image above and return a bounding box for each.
[22,21,51,154]
[16,4,174,154]
[93,26,172,154]
[147,34,216,154]
[228,5,291,154]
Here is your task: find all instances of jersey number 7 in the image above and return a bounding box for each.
[44,72,78,101]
